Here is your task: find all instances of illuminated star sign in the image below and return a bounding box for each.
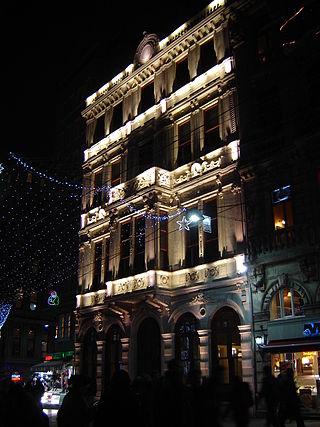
[177,216,191,231]
[48,290,60,306]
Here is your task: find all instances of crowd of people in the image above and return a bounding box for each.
[0,361,307,427]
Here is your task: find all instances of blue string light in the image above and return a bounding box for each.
[9,151,186,222]
[0,303,11,329]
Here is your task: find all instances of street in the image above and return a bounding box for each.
[44,408,319,427]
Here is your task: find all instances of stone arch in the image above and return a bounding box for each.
[208,298,245,327]
[262,278,311,312]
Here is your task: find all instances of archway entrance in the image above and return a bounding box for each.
[175,313,200,376]
[104,324,123,388]
[211,307,242,383]
[82,327,97,390]
[137,318,161,377]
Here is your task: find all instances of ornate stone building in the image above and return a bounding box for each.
[75,0,252,399]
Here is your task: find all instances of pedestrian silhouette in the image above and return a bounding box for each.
[57,374,94,427]
[227,375,253,427]
[259,365,279,427]
[93,369,140,427]
[277,368,305,427]
[1,379,49,427]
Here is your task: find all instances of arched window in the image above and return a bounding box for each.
[82,328,97,389]
[104,325,123,388]
[137,318,161,377]
[211,307,242,384]
[270,288,304,320]
[175,313,200,376]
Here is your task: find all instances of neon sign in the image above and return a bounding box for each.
[303,322,320,337]
[48,290,60,306]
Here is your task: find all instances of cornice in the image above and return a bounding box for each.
[81,5,228,121]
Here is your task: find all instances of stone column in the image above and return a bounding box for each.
[74,342,82,375]
[162,332,175,373]
[238,324,254,390]
[198,329,210,379]
[95,340,105,399]
[121,337,130,374]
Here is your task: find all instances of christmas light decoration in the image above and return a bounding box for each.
[48,290,60,306]
[0,303,11,329]
[177,216,192,231]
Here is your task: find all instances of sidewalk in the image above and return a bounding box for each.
[222,416,320,426]
[45,409,319,427]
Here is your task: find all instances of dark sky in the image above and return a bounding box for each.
[2,1,210,166]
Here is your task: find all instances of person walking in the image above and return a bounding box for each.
[277,368,305,427]
[259,365,279,427]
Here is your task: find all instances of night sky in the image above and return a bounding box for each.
[2,1,210,165]
[0,1,211,303]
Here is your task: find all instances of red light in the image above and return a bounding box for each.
[45,355,53,361]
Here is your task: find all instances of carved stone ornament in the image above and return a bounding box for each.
[190,293,209,305]
[93,311,105,332]
[134,32,160,67]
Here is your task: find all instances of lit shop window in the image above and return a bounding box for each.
[270,288,304,320]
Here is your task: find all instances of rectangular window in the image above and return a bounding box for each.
[203,199,219,263]
[174,57,190,91]
[199,39,217,74]
[119,221,131,278]
[160,211,169,270]
[111,160,121,187]
[94,115,105,144]
[92,241,103,290]
[92,170,103,207]
[110,102,123,133]
[257,32,271,64]
[138,140,153,174]
[66,314,71,339]
[139,81,154,114]
[27,329,35,357]
[12,327,21,356]
[134,216,145,274]
[185,225,199,268]
[59,315,65,339]
[41,331,48,358]
[272,185,294,247]
[203,105,219,153]
[178,120,191,167]
[104,238,111,281]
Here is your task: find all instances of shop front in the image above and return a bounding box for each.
[261,318,320,416]
[31,351,74,408]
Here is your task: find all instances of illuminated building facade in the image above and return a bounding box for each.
[76,0,252,399]
[235,0,320,415]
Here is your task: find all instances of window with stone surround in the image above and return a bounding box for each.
[270,288,304,320]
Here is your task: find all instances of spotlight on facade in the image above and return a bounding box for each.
[186,208,204,224]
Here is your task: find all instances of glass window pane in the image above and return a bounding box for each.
[285,200,293,227]
[273,204,285,230]
[283,289,293,316]
[270,292,281,319]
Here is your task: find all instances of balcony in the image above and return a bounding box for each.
[76,256,243,309]
[247,224,319,261]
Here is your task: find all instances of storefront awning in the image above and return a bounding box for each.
[260,338,320,353]
[31,360,64,372]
